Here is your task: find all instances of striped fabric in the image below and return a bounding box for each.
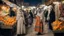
[35,16,43,34]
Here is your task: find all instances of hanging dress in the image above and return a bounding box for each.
[35,16,43,34]
[16,9,26,34]
[59,4,64,17]
[53,2,61,20]
[35,10,43,34]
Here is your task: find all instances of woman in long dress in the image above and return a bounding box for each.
[16,9,26,36]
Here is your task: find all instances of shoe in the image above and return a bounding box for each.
[17,34,21,36]
[21,34,25,36]
[37,33,42,35]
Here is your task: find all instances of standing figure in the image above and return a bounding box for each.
[16,9,26,36]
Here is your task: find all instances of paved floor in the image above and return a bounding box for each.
[25,31,54,36]
[25,19,54,36]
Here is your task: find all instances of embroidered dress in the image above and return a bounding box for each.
[35,16,43,34]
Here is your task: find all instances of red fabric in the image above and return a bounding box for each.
[35,16,43,33]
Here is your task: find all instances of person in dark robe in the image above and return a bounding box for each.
[49,8,55,30]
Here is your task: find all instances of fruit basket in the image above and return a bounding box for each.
[52,20,64,33]
[0,4,16,29]
[0,16,16,29]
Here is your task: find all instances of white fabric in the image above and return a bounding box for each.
[17,10,26,34]
[36,5,50,33]
[16,9,21,20]
[43,5,52,21]
[43,6,48,10]
[43,22,49,33]
[17,17,26,34]
[53,2,61,20]
[47,5,52,20]
[43,6,49,33]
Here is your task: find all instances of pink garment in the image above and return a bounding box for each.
[59,4,64,17]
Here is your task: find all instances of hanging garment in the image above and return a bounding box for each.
[16,9,21,20]
[44,5,51,21]
[59,4,64,17]
[17,10,26,34]
[41,6,49,33]
[44,5,55,30]
[35,16,43,34]
[43,5,49,22]
[44,10,48,22]
[47,5,53,20]
[17,17,26,34]
[53,2,61,20]
[49,8,55,30]
[33,8,37,18]
[43,8,49,33]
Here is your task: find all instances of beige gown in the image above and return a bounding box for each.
[16,9,26,34]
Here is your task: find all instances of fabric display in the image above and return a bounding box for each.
[44,10,48,22]
[52,1,64,32]
[59,3,64,17]
[1,0,64,35]
[16,4,56,34]
[35,16,43,34]
[53,2,61,20]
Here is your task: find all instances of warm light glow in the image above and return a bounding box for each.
[1,5,10,12]
[2,6,6,10]
[12,7,17,12]
[30,6,36,9]
[62,1,64,4]
[23,8,26,11]
[0,5,10,16]
[22,5,24,9]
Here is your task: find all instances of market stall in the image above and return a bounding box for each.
[0,2,17,36]
[52,1,64,36]
[0,0,64,36]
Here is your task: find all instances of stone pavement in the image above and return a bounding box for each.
[25,19,54,36]
[26,31,54,36]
